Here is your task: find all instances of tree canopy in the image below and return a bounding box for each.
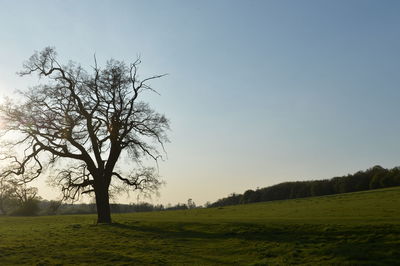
[0,47,169,223]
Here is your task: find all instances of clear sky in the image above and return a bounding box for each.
[0,0,399,206]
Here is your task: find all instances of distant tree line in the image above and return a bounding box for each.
[208,165,400,208]
[0,187,197,216]
[54,198,197,215]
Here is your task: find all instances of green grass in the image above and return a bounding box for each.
[1,187,400,265]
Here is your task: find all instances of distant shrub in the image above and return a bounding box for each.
[10,199,40,216]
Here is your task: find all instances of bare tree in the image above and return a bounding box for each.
[12,182,40,205]
[0,180,39,215]
[187,198,196,209]
[0,47,169,223]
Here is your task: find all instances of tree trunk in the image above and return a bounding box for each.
[94,182,111,224]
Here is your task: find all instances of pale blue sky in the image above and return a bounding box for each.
[0,0,399,205]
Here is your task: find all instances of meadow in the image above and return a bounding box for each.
[0,187,399,265]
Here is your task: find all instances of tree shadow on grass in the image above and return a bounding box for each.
[108,221,400,264]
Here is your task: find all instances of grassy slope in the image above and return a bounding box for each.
[0,187,399,265]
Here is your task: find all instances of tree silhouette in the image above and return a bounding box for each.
[0,180,15,214]
[0,47,169,223]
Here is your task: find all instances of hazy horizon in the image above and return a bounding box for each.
[1,0,400,206]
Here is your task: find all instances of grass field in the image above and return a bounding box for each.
[1,187,399,265]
